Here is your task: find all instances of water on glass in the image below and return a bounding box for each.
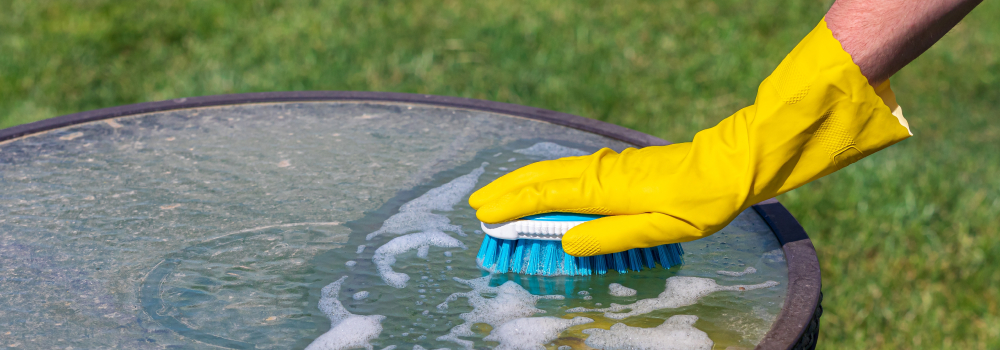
[0,102,788,349]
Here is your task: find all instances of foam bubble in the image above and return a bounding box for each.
[582,315,713,350]
[513,142,588,160]
[435,276,564,349]
[717,267,757,277]
[345,260,357,267]
[608,283,637,297]
[566,277,779,319]
[353,291,369,300]
[357,245,366,254]
[366,164,486,240]
[483,316,593,350]
[305,276,386,350]
[373,230,466,288]
[761,249,785,263]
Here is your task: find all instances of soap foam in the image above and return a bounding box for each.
[582,315,713,350]
[723,305,776,344]
[435,276,565,349]
[353,291,370,300]
[513,142,588,160]
[566,277,779,319]
[717,267,757,277]
[608,283,637,297]
[761,249,785,263]
[483,316,593,350]
[373,231,466,288]
[366,164,486,240]
[305,276,386,350]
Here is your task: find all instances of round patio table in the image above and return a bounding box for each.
[0,92,821,350]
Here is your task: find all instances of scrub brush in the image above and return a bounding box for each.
[476,213,684,276]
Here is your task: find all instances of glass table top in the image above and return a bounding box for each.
[0,102,788,349]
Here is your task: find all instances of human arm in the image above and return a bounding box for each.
[469,1,981,257]
[827,0,982,86]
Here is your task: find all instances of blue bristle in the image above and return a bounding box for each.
[641,248,656,269]
[562,251,578,276]
[610,252,627,274]
[542,241,559,275]
[653,245,670,267]
[526,241,542,274]
[478,236,684,276]
[577,255,592,276]
[477,235,498,269]
[626,249,642,272]
[495,239,513,273]
[511,240,527,274]
[668,244,685,266]
[594,254,608,275]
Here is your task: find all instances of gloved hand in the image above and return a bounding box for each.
[469,18,912,257]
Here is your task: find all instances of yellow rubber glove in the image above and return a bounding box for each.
[469,18,912,257]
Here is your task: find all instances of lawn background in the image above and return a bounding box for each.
[2,0,998,348]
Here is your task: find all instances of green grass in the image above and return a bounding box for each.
[2,1,998,348]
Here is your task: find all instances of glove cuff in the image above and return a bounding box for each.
[874,79,912,136]
[752,18,914,196]
[684,18,914,214]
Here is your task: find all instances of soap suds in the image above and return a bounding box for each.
[435,276,565,349]
[582,315,713,350]
[717,267,756,277]
[761,249,785,263]
[353,291,370,300]
[608,283,637,297]
[483,316,593,350]
[566,277,779,319]
[357,245,366,254]
[366,164,486,240]
[724,306,776,344]
[513,142,588,160]
[373,231,466,288]
[305,276,386,350]
[345,260,357,267]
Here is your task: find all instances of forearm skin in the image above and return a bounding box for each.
[826,0,983,85]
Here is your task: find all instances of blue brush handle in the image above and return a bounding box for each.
[521,213,606,221]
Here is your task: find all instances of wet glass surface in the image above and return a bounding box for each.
[0,102,788,349]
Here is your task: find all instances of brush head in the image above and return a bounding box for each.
[480,213,604,241]
[476,213,685,276]
[476,235,685,276]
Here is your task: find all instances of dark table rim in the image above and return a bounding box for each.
[0,91,821,350]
